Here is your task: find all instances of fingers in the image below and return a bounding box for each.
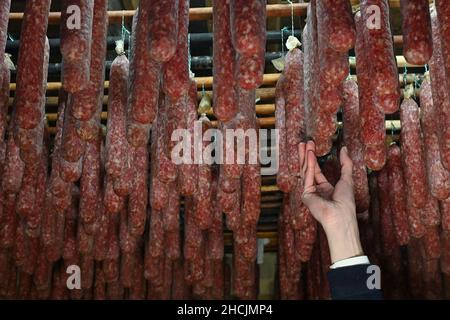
[339,146,354,185]
[301,190,328,222]
[300,140,332,223]
[314,162,329,185]
[304,147,317,191]
[305,140,316,154]
[299,142,306,178]
[333,146,356,204]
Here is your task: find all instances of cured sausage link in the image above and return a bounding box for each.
[386,144,410,246]
[231,0,267,90]
[213,0,237,122]
[0,1,11,61]
[128,144,149,237]
[127,4,160,131]
[72,0,108,145]
[230,0,267,57]
[275,76,295,193]
[342,79,370,213]
[399,0,433,65]
[319,0,356,53]
[105,54,130,184]
[79,134,101,227]
[283,48,305,177]
[60,0,94,93]
[400,95,428,209]
[148,0,179,62]
[420,76,450,200]
[377,168,397,255]
[354,11,386,149]
[14,0,51,130]
[360,0,401,114]
[429,6,450,171]
[163,0,190,100]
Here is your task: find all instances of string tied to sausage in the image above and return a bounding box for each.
[285,1,300,51]
[120,10,131,57]
[403,84,415,100]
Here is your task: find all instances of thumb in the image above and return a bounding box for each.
[333,146,355,203]
[301,186,329,221]
[339,146,354,185]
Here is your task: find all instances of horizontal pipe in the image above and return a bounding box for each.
[9,73,283,91]
[8,71,421,93]
[4,34,405,52]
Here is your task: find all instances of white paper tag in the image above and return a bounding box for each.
[271,56,285,72]
[115,40,125,56]
[4,53,15,71]
[257,238,270,265]
[286,35,301,51]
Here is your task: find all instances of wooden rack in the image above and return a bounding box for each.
[7,0,418,24]
[5,1,426,249]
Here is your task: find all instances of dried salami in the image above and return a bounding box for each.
[61,95,86,163]
[377,168,397,255]
[127,4,160,142]
[0,193,17,249]
[230,0,266,58]
[283,48,305,177]
[429,7,450,171]
[275,76,296,193]
[360,0,400,114]
[421,194,441,227]
[400,94,428,209]
[128,144,149,237]
[163,0,190,99]
[319,0,355,53]
[105,54,130,181]
[16,165,38,219]
[148,0,179,62]
[14,0,51,129]
[441,231,450,275]
[0,1,11,63]
[79,134,101,226]
[354,11,387,148]
[0,58,10,168]
[60,0,94,93]
[420,76,450,200]
[342,79,370,213]
[213,0,238,122]
[103,174,125,215]
[400,0,433,65]
[422,226,441,260]
[316,0,349,87]
[177,80,198,196]
[70,0,107,121]
[2,126,25,194]
[386,144,410,246]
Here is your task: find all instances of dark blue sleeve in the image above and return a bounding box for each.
[327,264,384,300]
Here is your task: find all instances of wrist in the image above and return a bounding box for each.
[324,224,364,264]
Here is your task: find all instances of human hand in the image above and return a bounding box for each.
[299,141,363,264]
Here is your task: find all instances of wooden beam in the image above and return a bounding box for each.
[9,1,417,25]
[350,0,433,7]
[8,4,310,24]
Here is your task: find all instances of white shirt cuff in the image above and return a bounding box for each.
[330,256,370,269]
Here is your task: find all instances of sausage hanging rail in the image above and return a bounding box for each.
[7,1,420,24]
[3,1,432,255]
